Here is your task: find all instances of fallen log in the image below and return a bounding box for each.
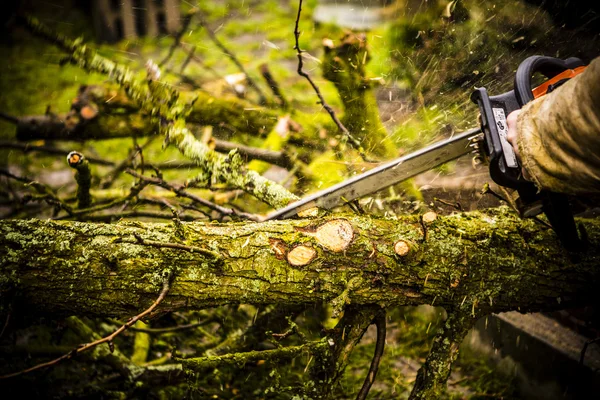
[1,208,598,318]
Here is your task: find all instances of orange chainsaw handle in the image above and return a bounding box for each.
[532,65,587,98]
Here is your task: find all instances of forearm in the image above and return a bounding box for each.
[516,57,600,193]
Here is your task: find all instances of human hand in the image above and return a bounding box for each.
[506,109,531,180]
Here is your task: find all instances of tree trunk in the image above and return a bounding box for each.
[2,208,598,319]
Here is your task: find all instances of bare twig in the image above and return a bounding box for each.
[356,310,386,400]
[159,9,197,67]
[0,271,173,379]
[259,63,289,109]
[131,233,221,260]
[100,136,156,189]
[126,168,260,221]
[180,44,195,73]
[179,42,223,79]
[293,0,366,159]
[198,15,267,104]
[0,168,73,215]
[0,302,12,341]
[110,319,210,334]
[271,315,306,342]
[433,197,463,211]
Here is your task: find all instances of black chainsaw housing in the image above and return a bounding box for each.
[471,55,586,251]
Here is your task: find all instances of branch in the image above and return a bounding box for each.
[357,310,386,400]
[0,271,173,379]
[67,151,92,209]
[20,16,298,210]
[0,141,114,166]
[293,0,366,159]
[54,179,149,220]
[207,305,305,356]
[0,168,73,216]
[409,310,477,399]
[100,136,156,189]
[310,306,380,396]
[259,63,289,109]
[181,340,327,373]
[0,139,294,171]
[125,168,260,221]
[159,8,197,67]
[0,111,20,124]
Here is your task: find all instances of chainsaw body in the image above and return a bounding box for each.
[471,55,587,250]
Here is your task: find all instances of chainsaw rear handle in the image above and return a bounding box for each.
[514,56,585,105]
[471,55,587,251]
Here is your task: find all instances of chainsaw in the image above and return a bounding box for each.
[265,56,587,251]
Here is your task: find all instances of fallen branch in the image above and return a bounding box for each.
[0,271,173,379]
[21,16,298,210]
[357,310,387,400]
[125,168,260,221]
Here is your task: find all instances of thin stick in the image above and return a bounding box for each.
[0,302,12,341]
[132,233,220,260]
[0,272,173,379]
[259,63,289,109]
[433,197,463,211]
[125,169,260,221]
[100,136,156,189]
[356,310,386,400]
[293,0,365,159]
[81,210,199,222]
[198,15,267,104]
[180,44,195,73]
[110,319,210,334]
[179,42,223,79]
[159,9,196,67]
[0,169,73,215]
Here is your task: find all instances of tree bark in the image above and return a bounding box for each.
[1,208,599,319]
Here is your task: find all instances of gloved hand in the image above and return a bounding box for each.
[505,109,531,181]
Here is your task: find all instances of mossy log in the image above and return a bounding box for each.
[1,207,599,319]
[14,84,279,142]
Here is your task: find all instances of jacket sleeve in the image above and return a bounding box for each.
[516,56,600,194]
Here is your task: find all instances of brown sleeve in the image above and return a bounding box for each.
[516,56,600,194]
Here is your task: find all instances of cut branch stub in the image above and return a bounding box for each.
[287,245,317,267]
[394,239,411,257]
[422,211,437,224]
[299,219,354,252]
